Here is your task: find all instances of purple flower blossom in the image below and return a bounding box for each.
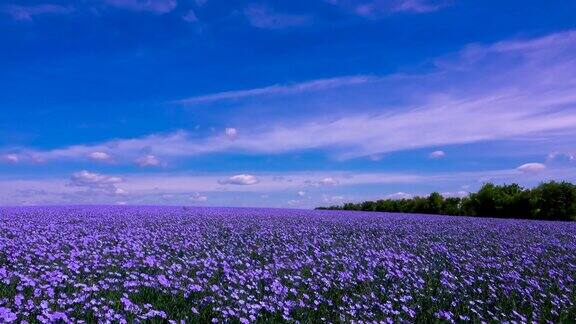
[0,307,17,323]
[0,206,575,322]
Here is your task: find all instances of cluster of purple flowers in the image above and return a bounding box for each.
[0,206,575,322]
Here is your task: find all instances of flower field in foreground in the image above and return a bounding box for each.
[0,207,575,323]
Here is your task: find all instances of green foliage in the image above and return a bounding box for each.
[530,181,576,221]
[317,181,576,221]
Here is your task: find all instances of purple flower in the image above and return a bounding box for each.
[0,307,17,323]
[157,274,170,287]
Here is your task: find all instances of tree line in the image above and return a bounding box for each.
[316,181,576,221]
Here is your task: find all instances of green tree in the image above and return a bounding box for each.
[318,181,576,221]
[530,181,576,221]
[426,192,444,214]
[441,197,462,215]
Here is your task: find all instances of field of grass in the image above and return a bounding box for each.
[0,206,575,322]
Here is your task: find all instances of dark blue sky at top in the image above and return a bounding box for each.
[2,0,574,146]
[1,0,576,207]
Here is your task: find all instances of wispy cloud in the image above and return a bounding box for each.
[175,75,377,105]
[104,0,176,14]
[243,4,310,29]
[182,9,198,22]
[0,4,73,21]
[391,0,450,13]
[6,30,576,164]
[2,154,19,163]
[88,152,112,161]
[330,0,450,17]
[547,151,575,162]
[135,154,164,167]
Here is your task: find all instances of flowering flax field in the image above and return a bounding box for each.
[0,207,575,323]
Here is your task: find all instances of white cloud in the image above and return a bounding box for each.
[7,31,576,164]
[441,190,469,198]
[297,190,306,197]
[88,152,112,161]
[516,163,546,174]
[547,151,575,162]
[369,154,384,161]
[225,127,238,140]
[331,0,449,18]
[69,170,124,194]
[429,150,446,159]
[190,193,208,202]
[2,154,19,163]
[287,199,301,206]
[183,9,198,22]
[322,195,345,203]
[175,75,377,105]
[136,155,162,167]
[218,174,260,185]
[243,4,309,29]
[161,193,175,200]
[4,166,576,206]
[392,0,448,13]
[0,4,73,21]
[115,188,128,195]
[104,0,176,14]
[318,177,339,186]
[385,192,413,199]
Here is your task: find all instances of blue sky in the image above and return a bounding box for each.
[1,0,576,207]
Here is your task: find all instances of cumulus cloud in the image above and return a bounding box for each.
[104,0,176,14]
[297,190,306,197]
[0,4,73,21]
[429,150,446,159]
[218,174,259,185]
[69,170,125,194]
[516,163,546,174]
[135,155,162,167]
[243,4,309,29]
[88,152,112,161]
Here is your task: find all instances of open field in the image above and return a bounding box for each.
[0,206,575,322]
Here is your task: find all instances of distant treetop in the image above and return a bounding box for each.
[316,181,576,222]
